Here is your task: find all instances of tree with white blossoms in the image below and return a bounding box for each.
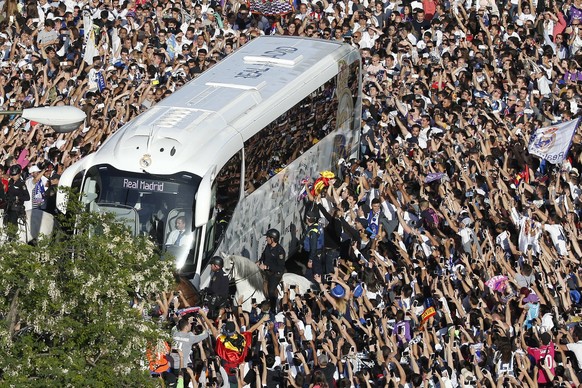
[0,197,176,386]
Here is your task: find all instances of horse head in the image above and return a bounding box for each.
[220,254,262,286]
[221,254,267,311]
[220,252,235,278]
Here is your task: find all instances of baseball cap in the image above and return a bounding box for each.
[29,165,41,173]
[523,293,540,304]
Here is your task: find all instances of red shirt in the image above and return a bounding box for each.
[553,12,567,36]
[527,342,555,384]
[423,0,436,20]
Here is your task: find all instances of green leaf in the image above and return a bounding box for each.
[0,192,175,385]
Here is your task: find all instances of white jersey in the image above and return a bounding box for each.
[511,208,542,255]
[543,223,567,256]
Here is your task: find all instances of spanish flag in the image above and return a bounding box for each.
[215,331,252,371]
[421,306,436,326]
[311,171,335,196]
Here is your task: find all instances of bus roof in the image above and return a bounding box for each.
[89,37,359,178]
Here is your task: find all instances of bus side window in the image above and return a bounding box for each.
[63,171,85,214]
[243,75,339,194]
[202,183,217,260]
[71,171,84,193]
[204,151,242,256]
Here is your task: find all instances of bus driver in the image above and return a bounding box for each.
[166,216,190,247]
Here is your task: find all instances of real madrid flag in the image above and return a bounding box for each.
[528,118,580,165]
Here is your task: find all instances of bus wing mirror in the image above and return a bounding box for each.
[194,166,216,228]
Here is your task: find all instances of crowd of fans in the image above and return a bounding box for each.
[1,0,582,385]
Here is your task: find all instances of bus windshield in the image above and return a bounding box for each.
[82,165,202,267]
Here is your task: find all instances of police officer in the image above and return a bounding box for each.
[258,229,285,309]
[303,211,324,275]
[42,174,60,215]
[204,256,230,318]
[4,165,29,227]
[208,256,229,297]
[317,202,343,275]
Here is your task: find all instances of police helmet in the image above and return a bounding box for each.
[264,228,280,243]
[9,164,22,176]
[306,210,319,222]
[210,256,224,267]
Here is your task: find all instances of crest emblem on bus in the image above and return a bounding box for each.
[140,154,152,168]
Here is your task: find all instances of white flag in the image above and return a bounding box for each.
[83,11,98,65]
[83,10,93,41]
[528,118,580,164]
[83,27,99,66]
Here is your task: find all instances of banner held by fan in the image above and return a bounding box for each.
[528,118,580,165]
[420,306,436,327]
[248,0,293,16]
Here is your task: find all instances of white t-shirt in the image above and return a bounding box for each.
[537,74,552,97]
[567,341,582,369]
[511,208,542,255]
[495,230,511,252]
[418,127,430,149]
[518,12,535,23]
[381,200,397,221]
[543,223,567,256]
[567,181,581,201]
[24,176,48,211]
[458,226,474,245]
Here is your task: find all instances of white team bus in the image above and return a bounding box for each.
[57,36,362,288]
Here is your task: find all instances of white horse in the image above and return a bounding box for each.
[221,254,315,312]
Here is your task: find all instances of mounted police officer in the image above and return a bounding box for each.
[4,165,29,227]
[203,256,230,318]
[258,229,285,310]
[303,211,324,275]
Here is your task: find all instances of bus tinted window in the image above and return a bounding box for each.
[244,75,338,194]
[82,165,201,246]
[349,60,361,110]
[211,151,242,248]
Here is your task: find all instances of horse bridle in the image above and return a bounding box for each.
[224,259,264,305]
[224,259,263,285]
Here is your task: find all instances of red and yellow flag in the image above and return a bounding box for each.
[215,331,252,369]
[421,306,436,325]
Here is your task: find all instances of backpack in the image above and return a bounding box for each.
[303,223,324,252]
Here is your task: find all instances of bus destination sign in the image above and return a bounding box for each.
[122,178,165,192]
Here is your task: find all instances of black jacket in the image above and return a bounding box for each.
[317,203,342,251]
[260,244,286,274]
[208,268,229,298]
[6,177,29,211]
